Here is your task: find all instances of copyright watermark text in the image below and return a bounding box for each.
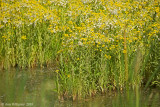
[0,102,33,106]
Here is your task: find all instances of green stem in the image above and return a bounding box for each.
[123,27,128,83]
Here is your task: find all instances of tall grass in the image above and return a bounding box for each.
[0,0,160,100]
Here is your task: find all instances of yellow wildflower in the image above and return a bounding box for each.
[21,35,27,40]
[67,74,70,78]
[2,36,7,38]
[51,30,54,33]
[105,54,111,59]
[123,50,127,53]
[55,70,59,73]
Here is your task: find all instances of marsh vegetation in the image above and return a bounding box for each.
[0,0,160,106]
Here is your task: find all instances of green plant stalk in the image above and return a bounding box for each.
[123,28,128,83]
[136,84,139,107]
[145,64,160,89]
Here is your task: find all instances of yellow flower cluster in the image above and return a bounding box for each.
[53,0,159,55]
[1,0,159,55]
[0,0,59,28]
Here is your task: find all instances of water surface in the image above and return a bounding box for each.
[0,68,159,107]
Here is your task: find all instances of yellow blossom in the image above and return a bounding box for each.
[67,74,70,78]
[123,50,127,53]
[2,36,7,38]
[55,70,59,73]
[21,35,27,40]
[105,54,111,59]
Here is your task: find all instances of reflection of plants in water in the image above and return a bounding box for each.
[112,89,160,107]
[0,69,57,107]
[0,72,27,103]
[0,69,159,107]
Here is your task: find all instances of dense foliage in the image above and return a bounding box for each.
[0,0,159,100]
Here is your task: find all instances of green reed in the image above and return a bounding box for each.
[0,22,61,69]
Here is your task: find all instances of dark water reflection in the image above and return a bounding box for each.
[54,89,160,107]
[0,68,159,107]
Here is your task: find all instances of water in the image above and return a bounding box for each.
[0,68,159,107]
